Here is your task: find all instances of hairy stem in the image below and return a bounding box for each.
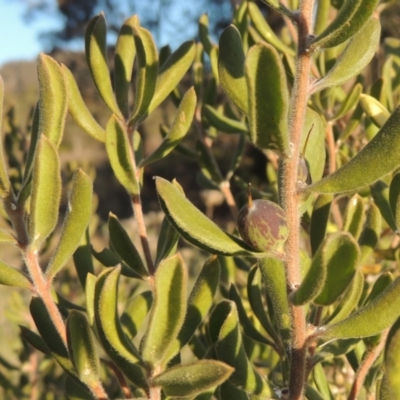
[280,1,315,398]
[348,329,389,400]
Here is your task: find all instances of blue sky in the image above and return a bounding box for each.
[0,1,62,66]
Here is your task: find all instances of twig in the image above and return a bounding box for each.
[280,0,315,398]
[348,329,389,400]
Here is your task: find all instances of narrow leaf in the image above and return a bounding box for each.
[153,360,233,397]
[105,115,139,195]
[246,42,289,153]
[29,136,61,249]
[67,310,104,391]
[85,14,121,117]
[389,173,400,231]
[166,256,220,360]
[149,41,196,114]
[0,261,31,289]
[155,177,255,255]
[215,301,274,396]
[114,15,138,117]
[360,94,390,128]
[121,291,153,339]
[139,87,196,167]
[155,216,179,265]
[343,194,365,240]
[259,256,291,346]
[309,0,379,50]
[314,232,359,306]
[384,319,400,398]
[141,254,187,367]
[0,77,10,197]
[310,194,332,256]
[37,53,68,147]
[309,106,400,194]
[129,26,158,125]
[46,169,93,279]
[19,325,49,354]
[359,202,381,263]
[319,277,400,341]
[311,19,381,94]
[247,2,295,56]
[61,64,105,142]
[332,82,362,121]
[73,229,95,290]
[218,25,248,113]
[371,180,397,231]
[94,267,148,389]
[291,244,326,306]
[202,104,248,134]
[108,213,148,278]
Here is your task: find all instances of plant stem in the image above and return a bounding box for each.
[281,1,315,398]
[348,329,389,400]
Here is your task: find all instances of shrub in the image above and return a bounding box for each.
[1,1,400,399]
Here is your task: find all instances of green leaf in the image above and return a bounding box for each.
[141,254,187,368]
[19,325,49,354]
[139,87,197,167]
[121,291,153,340]
[332,82,362,121]
[215,301,274,397]
[114,15,139,117]
[149,41,196,114]
[165,256,220,361]
[155,216,179,265]
[312,363,335,400]
[218,25,248,113]
[153,360,233,397]
[247,1,295,56]
[30,297,77,379]
[314,232,359,306]
[105,115,139,195]
[371,181,397,232]
[290,243,327,306]
[365,273,393,305]
[309,0,379,50]
[128,26,158,126]
[0,261,32,289]
[155,177,255,256]
[65,377,94,400]
[199,14,214,55]
[389,173,400,231]
[61,64,105,142]
[343,194,365,240]
[85,13,121,117]
[246,42,289,153]
[94,267,148,389]
[258,256,291,346]
[29,136,61,250]
[360,94,390,128]
[318,277,400,341]
[73,229,95,290]
[0,77,10,198]
[384,319,400,398]
[359,202,381,263]
[326,270,364,325]
[310,194,333,256]
[247,265,279,344]
[311,19,381,94]
[108,213,148,278]
[46,170,93,279]
[308,106,400,194]
[202,104,247,134]
[37,53,68,147]
[302,108,326,183]
[85,273,96,326]
[67,310,104,392]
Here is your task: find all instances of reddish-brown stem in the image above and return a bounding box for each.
[25,249,68,345]
[102,359,134,399]
[280,1,315,399]
[220,180,239,219]
[326,122,336,174]
[126,126,155,276]
[348,329,389,400]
